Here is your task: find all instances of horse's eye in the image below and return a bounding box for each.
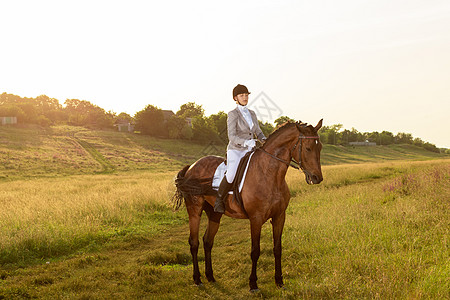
[306,147,311,152]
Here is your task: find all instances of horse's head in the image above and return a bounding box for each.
[293,119,323,184]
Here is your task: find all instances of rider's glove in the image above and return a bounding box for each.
[244,139,256,150]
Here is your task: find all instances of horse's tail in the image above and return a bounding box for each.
[172,165,191,210]
[172,164,216,211]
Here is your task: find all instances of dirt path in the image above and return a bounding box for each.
[72,136,116,174]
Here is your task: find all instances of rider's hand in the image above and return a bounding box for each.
[244,139,256,150]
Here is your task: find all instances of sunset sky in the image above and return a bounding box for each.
[1,0,449,147]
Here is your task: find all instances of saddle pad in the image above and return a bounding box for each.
[212,152,255,193]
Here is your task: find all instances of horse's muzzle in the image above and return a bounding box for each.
[305,173,323,185]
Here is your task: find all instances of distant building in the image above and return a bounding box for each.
[162,110,175,122]
[115,122,135,133]
[185,117,193,127]
[0,117,17,125]
[349,141,376,146]
[161,110,193,127]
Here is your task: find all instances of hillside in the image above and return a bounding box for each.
[0,125,448,180]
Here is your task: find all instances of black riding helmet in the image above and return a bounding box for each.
[233,84,251,99]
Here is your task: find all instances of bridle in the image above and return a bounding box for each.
[257,124,320,183]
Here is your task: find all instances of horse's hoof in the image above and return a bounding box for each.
[250,288,261,293]
[207,276,216,283]
[194,280,203,286]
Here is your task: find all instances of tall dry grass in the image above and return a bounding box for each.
[0,172,179,265]
[0,159,448,299]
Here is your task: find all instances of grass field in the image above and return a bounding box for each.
[0,125,449,299]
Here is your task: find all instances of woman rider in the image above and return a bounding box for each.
[214,84,266,214]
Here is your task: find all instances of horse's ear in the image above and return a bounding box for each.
[315,119,323,132]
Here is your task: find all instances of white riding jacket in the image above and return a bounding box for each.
[225,105,266,183]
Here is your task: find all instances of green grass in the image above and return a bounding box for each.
[0,160,448,299]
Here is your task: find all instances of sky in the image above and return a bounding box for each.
[1,0,449,148]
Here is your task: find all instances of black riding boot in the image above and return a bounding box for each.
[214,177,232,214]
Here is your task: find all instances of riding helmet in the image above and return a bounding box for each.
[233,84,251,99]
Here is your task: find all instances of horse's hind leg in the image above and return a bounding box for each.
[203,202,222,282]
[187,197,203,285]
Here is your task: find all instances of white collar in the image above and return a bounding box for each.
[237,104,249,112]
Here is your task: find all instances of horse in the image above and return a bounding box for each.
[172,120,323,291]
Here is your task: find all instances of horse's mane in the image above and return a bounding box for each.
[262,121,315,148]
[263,122,297,145]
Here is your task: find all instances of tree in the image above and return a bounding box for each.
[259,121,275,138]
[319,124,343,145]
[17,101,38,124]
[176,102,204,118]
[0,93,22,105]
[395,132,413,144]
[191,116,218,142]
[64,99,90,125]
[35,95,61,112]
[115,112,134,124]
[167,115,191,139]
[413,137,424,147]
[207,111,228,144]
[379,131,395,145]
[274,116,295,127]
[208,111,227,133]
[0,93,64,126]
[134,105,167,137]
[367,131,379,144]
[64,99,114,128]
[422,142,439,153]
[0,104,26,122]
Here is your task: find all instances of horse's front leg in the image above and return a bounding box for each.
[187,198,203,285]
[203,203,222,282]
[272,212,286,287]
[249,218,263,291]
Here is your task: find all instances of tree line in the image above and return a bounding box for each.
[317,123,441,153]
[0,92,444,153]
[0,93,114,128]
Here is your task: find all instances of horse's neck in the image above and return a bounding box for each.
[260,131,297,180]
[264,129,297,161]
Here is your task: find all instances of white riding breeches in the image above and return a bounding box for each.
[225,149,249,183]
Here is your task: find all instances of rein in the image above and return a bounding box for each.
[258,147,301,169]
[257,127,319,182]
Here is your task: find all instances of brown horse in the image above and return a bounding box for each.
[172,120,323,291]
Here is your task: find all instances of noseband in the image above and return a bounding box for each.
[258,124,320,183]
